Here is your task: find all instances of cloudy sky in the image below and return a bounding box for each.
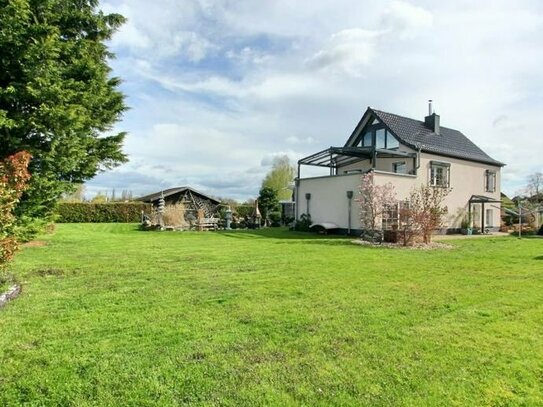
[88,0,543,200]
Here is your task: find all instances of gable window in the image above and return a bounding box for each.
[430,161,450,187]
[485,170,496,192]
[386,133,399,149]
[393,161,406,174]
[358,126,400,150]
[362,130,372,147]
[376,129,386,148]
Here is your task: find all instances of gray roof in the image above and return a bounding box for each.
[137,186,221,204]
[359,108,504,167]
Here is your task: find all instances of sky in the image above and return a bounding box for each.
[87,0,543,201]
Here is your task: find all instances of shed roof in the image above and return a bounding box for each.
[137,187,221,204]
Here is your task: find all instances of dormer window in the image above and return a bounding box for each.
[430,161,450,187]
[485,170,496,192]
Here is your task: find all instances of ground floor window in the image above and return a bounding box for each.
[381,201,411,230]
[485,209,493,227]
[382,204,399,230]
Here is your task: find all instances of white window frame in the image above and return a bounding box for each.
[485,170,496,193]
[429,161,450,187]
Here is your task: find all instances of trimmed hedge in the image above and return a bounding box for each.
[57,202,151,223]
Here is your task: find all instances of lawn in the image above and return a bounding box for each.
[1,224,542,406]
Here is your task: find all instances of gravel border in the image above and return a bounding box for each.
[351,240,453,250]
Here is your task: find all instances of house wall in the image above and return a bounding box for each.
[297,151,502,231]
[417,153,501,229]
[296,173,363,230]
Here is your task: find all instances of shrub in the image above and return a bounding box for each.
[0,151,32,271]
[269,211,282,227]
[235,205,254,219]
[57,202,150,223]
[294,214,312,232]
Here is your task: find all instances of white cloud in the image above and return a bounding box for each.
[88,0,543,200]
[383,0,433,38]
[286,136,317,145]
[307,29,384,77]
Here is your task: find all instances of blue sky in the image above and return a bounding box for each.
[87,0,543,200]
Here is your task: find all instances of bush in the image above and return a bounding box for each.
[0,151,32,271]
[269,211,282,227]
[293,214,312,232]
[57,202,151,223]
[538,225,543,236]
[235,205,254,219]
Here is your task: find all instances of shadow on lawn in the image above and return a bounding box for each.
[218,228,352,240]
[218,229,354,243]
[534,255,543,261]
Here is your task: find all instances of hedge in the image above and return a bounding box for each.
[56,202,151,223]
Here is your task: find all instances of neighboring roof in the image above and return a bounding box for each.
[347,108,505,167]
[137,187,221,204]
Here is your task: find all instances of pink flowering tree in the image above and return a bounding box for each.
[356,172,397,232]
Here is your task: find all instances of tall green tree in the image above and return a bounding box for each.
[0,0,128,230]
[257,187,279,226]
[262,155,295,201]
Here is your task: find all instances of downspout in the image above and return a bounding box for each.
[415,144,422,174]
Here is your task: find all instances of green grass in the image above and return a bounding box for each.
[1,224,542,406]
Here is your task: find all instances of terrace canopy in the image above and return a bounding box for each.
[297,146,417,176]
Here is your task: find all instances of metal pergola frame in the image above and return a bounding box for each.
[297,146,417,176]
[468,195,501,233]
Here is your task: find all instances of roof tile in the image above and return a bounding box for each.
[371,109,504,166]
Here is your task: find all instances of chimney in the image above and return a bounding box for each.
[424,99,440,135]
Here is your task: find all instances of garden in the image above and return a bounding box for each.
[1,224,542,406]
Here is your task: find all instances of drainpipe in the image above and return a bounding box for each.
[415,144,422,174]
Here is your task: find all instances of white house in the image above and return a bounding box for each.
[295,103,505,234]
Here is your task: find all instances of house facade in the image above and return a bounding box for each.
[295,105,505,234]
